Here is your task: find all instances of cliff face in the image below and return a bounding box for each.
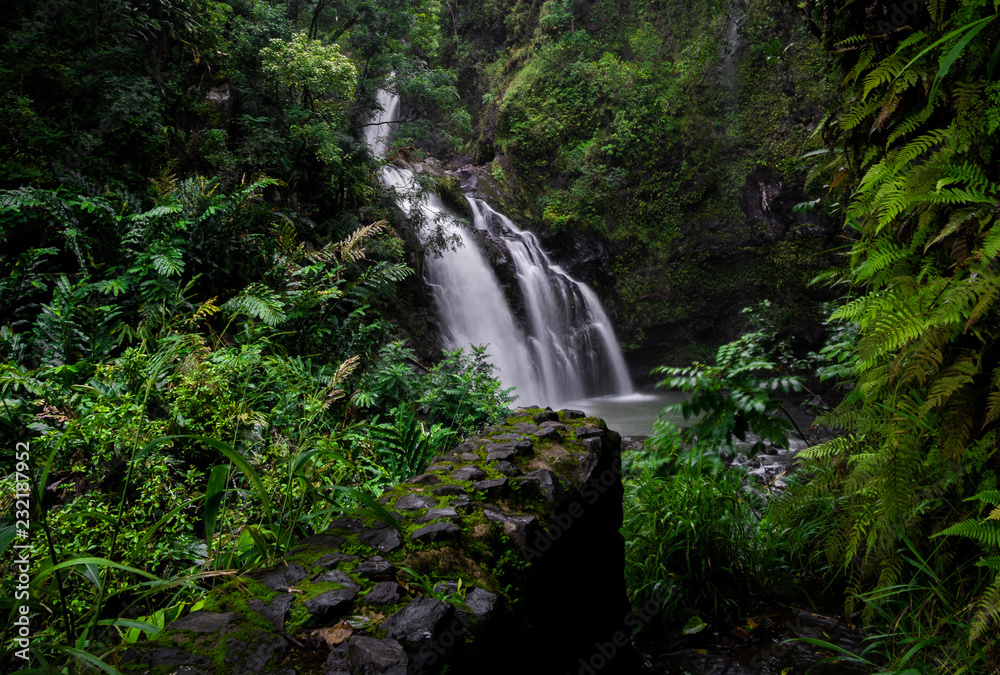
[417,0,841,377]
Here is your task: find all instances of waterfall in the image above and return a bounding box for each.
[365,88,400,158]
[367,90,633,406]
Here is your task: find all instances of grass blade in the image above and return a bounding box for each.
[205,464,230,558]
[34,557,161,586]
[928,16,995,103]
[56,646,123,675]
[330,485,403,533]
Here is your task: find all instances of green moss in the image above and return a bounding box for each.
[299,580,352,601]
[200,577,277,614]
[432,174,471,217]
[285,600,313,635]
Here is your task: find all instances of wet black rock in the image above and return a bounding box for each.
[484,446,518,461]
[365,581,404,605]
[575,425,605,439]
[533,410,559,423]
[404,473,441,486]
[411,521,461,543]
[327,517,364,532]
[492,460,520,476]
[575,452,600,484]
[324,642,350,675]
[432,484,466,496]
[355,556,396,581]
[316,552,357,568]
[472,477,508,497]
[143,647,213,668]
[483,508,537,547]
[514,469,565,504]
[415,506,460,524]
[348,636,408,675]
[452,441,479,454]
[252,564,308,592]
[533,426,561,440]
[248,594,294,633]
[490,433,531,445]
[313,569,361,593]
[382,597,453,645]
[224,631,289,675]
[396,493,438,511]
[304,588,357,619]
[369,512,405,529]
[360,527,404,553]
[452,465,487,482]
[462,587,498,622]
[167,611,239,633]
[560,409,585,419]
[288,534,344,553]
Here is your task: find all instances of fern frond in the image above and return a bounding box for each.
[863,55,907,100]
[970,577,1000,642]
[895,129,950,168]
[223,283,287,326]
[841,98,881,131]
[886,105,934,147]
[844,44,877,85]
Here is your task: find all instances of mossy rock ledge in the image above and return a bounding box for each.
[121,408,638,675]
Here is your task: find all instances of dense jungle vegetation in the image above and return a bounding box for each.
[2,0,1000,673]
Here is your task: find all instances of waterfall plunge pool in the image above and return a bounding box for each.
[562,391,687,438]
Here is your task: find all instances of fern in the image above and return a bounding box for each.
[223,283,287,326]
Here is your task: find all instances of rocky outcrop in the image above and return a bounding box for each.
[121,409,639,675]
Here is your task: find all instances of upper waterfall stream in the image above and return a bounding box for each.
[368,91,633,408]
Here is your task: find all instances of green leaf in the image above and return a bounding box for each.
[927,16,996,104]
[97,618,162,635]
[683,615,707,634]
[205,464,230,557]
[893,14,997,93]
[56,646,123,675]
[0,524,16,556]
[33,557,161,587]
[330,485,403,533]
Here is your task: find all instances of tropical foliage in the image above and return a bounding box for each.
[783,0,1000,669]
[0,0,504,671]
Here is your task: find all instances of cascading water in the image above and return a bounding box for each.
[364,88,400,158]
[465,199,633,403]
[367,89,633,407]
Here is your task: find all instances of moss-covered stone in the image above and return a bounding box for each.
[125,411,628,674]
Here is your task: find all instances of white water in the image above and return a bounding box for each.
[367,90,633,407]
[364,88,400,158]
